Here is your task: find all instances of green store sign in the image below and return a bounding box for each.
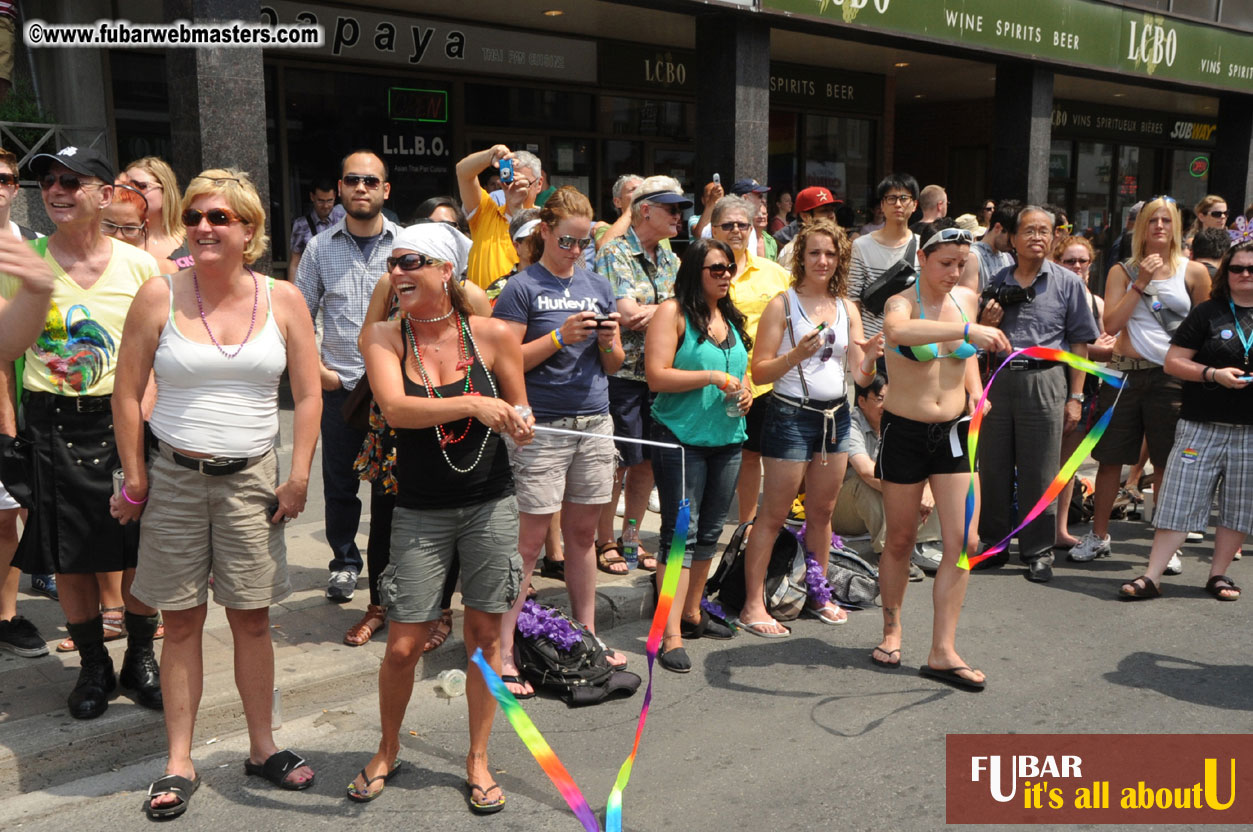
[764,0,1253,93]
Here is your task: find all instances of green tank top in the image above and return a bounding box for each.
[652,313,748,447]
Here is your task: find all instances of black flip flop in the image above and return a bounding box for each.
[466,780,506,814]
[346,761,402,803]
[500,674,536,700]
[244,749,315,790]
[144,773,199,819]
[920,664,986,692]
[870,647,901,669]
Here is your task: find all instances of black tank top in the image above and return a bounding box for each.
[392,329,514,510]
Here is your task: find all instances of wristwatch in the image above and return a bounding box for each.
[1069,393,1083,401]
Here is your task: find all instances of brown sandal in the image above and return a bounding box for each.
[343,604,388,647]
[57,605,127,653]
[423,609,453,652]
[596,541,629,575]
[1118,575,1161,600]
[1204,574,1241,601]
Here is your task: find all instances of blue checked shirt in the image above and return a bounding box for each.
[296,216,400,390]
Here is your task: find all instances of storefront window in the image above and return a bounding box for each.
[767,110,798,197]
[1073,141,1114,250]
[599,96,691,139]
[802,115,874,210]
[111,52,172,166]
[1169,150,1211,211]
[466,85,594,132]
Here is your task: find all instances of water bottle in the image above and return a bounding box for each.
[436,668,466,698]
[621,519,640,569]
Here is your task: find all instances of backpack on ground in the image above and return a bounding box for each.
[826,546,880,608]
[515,602,640,708]
[706,521,808,621]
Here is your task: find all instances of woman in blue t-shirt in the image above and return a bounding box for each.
[645,239,752,672]
[491,187,627,698]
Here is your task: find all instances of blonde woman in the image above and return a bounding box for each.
[123,156,192,272]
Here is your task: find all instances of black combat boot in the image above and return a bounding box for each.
[119,611,163,710]
[66,617,117,719]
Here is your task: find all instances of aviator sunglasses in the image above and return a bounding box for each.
[343,173,383,189]
[556,235,594,251]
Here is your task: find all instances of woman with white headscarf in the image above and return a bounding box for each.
[351,223,533,812]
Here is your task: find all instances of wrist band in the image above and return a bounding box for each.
[785,351,794,368]
[600,343,614,353]
[963,323,971,343]
[1131,284,1146,296]
[551,329,565,349]
[717,372,731,391]
[121,484,147,505]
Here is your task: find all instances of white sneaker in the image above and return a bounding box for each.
[1067,532,1111,562]
[648,488,661,514]
[1185,531,1203,543]
[1164,550,1183,575]
[326,569,358,603]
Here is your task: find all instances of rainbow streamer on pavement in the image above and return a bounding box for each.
[469,649,601,831]
[959,347,1126,570]
[604,497,689,832]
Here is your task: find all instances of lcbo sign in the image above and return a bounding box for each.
[823,0,891,10]
[1126,19,1177,67]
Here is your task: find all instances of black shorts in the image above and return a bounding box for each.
[607,376,654,467]
[876,409,973,485]
[741,393,769,453]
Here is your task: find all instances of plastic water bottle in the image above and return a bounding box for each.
[436,668,466,698]
[622,519,640,569]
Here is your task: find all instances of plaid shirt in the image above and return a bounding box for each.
[595,225,678,381]
[296,216,399,390]
[289,204,346,256]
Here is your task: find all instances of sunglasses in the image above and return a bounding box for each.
[343,173,383,189]
[101,220,146,240]
[648,203,681,216]
[181,207,246,227]
[191,176,241,186]
[1227,265,1253,276]
[718,221,751,232]
[0,173,16,186]
[39,173,101,191]
[1151,195,1177,206]
[818,327,837,362]
[1056,223,1073,233]
[922,227,975,248]
[127,179,162,192]
[703,262,738,278]
[387,253,443,271]
[556,235,593,251]
[1061,257,1091,266]
[1208,210,1229,218]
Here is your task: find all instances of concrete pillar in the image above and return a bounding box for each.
[693,12,769,188]
[1212,93,1253,214]
[163,0,269,265]
[990,62,1053,204]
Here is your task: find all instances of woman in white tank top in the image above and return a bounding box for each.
[110,169,322,818]
[733,219,883,636]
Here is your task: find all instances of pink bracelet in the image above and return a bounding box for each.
[121,484,148,505]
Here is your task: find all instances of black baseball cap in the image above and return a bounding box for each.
[730,178,769,195]
[633,189,694,209]
[29,146,115,183]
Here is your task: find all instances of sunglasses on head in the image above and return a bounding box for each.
[1227,264,1253,276]
[922,227,974,248]
[387,253,443,271]
[181,207,246,227]
[718,221,751,232]
[1208,209,1229,218]
[703,262,738,278]
[39,173,100,191]
[556,235,593,251]
[1151,195,1177,206]
[343,173,383,189]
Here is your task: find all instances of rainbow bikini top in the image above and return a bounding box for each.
[894,282,977,362]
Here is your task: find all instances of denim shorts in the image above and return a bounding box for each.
[759,393,851,462]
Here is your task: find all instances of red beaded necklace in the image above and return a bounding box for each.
[404,313,478,448]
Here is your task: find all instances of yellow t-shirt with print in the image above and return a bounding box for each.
[729,252,792,398]
[466,187,519,289]
[0,237,158,396]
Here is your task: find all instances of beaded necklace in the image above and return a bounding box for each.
[193,267,258,359]
[403,314,498,473]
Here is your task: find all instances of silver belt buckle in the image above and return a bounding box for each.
[1009,358,1030,370]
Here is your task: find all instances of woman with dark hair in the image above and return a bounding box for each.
[644,238,750,671]
[734,218,882,637]
[877,219,1010,689]
[1120,239,1253,601]
[414,195,471,236]
[768,190,792,235]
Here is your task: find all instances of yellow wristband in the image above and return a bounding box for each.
[551,329,564,349]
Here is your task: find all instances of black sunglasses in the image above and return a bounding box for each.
[343,173,383,189]
[1208,210,1229,218]
[703,262,738,278]
[39,173,100,191]
[718,221,751,232]
[1061,257,1091,266]
[556,235,593,251]
[0,173,17,187]
[649,203,681,216]
[387,253,442,271]
[1227,265,1253,276]
[181,207,245,227]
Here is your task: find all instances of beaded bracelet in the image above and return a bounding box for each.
[121,484,147,505]
[550,329,565,349]
[1131,284,1146,296]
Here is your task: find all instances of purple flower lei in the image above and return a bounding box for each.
[516,599,582,652]
[787,521,836,605]
[700,597,728,621]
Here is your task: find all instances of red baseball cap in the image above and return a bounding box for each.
[795,186,840,214]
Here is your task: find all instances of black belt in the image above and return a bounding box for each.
[1005,358,1056,371]
[161,440,262,477]
[23,391,111,413]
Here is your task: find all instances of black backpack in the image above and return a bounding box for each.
[706,521,808,621]
[515,603,640,708]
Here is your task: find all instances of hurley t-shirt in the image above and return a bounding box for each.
[1171,299,1253,425]
[491,262,614,420]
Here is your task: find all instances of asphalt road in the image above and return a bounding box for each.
[4,530,1251,832]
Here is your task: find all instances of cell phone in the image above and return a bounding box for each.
[813,321,828,333]
[498,158,514,184]
[1238,376,1253,382]
[712,173,720,185]
[267,501,282,522]
[593,313,612,328]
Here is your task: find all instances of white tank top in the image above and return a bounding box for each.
[772,288,849,401]
[1125,257,1191,366]
[150,274,288,457]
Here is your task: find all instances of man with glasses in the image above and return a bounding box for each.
[976,205,1099,583]
[456,145,544,289]
[0,145,163,717]
[288,178,345,276]
[593,176,690,574]
[851,174,921,338]
[831,374,943,579]
[296,149,398,604]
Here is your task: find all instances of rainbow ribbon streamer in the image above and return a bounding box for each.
[472,497,692,831]
[469,649,601,831]
[959,347,1126,570]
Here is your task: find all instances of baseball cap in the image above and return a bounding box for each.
[1126,201,1145,224]
[729,178,769,196]
[29,146,115,183]
[633,189,694,209]
[794,186,838,214]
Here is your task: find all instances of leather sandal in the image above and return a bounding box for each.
[1204,574,1241,601]
[423,609,453,652]
[58,605,126,653]
[1118,574,1161,600]
[343,604,388,647]
[596,541,629,575]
